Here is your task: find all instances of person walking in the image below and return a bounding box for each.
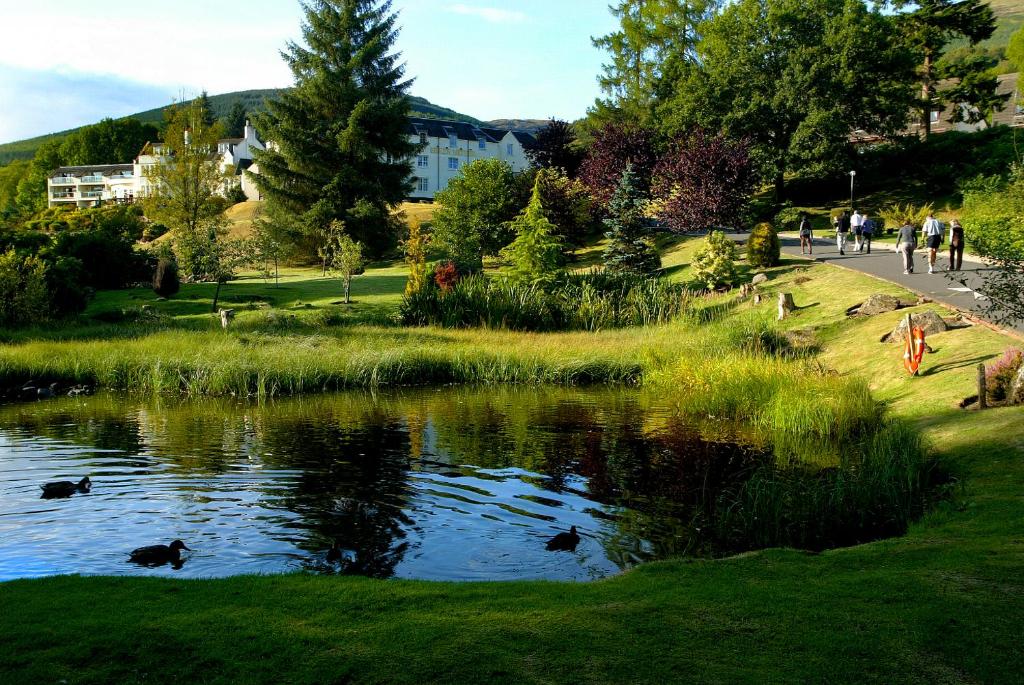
[836,210,851,255]
[897,220,917,274]
[948,218,965,271]
[860,212,874,254]
[850,209,864,252]
[922,213,943,274]
[799,212,813,255]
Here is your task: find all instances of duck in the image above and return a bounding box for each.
[545,525,581,552]
[40,476,91,499]
[129,540,191,566]
[326,540,343,563]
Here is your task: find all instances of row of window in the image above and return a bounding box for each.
[414,133,516,156]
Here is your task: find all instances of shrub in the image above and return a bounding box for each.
[773,205,803,230]
[433,261,460,293]
[985,348,1023,403]
[46,256,90,316]
[142,223,169,242]
[49,229,147,289]
[500,178,565,286]
[747,222,781,267]
[226,183,248,204]
[879,202,935,229]
[0,249,50,326]
[152,257,181,298]
[692,230,738,290]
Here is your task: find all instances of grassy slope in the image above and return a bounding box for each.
[1,241,1023,683]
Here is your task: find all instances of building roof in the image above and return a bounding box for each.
[408,116,537,147]
[50,164,134,177]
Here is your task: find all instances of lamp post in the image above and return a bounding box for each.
[849,170,857,209]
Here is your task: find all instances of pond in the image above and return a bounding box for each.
[0,387,813,582]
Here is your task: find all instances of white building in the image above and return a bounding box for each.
[406,117,536,200]
[47,117,536,207]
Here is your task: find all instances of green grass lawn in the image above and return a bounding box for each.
[1,239,1023,683]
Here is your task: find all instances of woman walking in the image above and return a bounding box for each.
[948,219,965,271]
[799,212,813,255]
[897,220,917,274]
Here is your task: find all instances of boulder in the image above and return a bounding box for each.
[887,311,948,343]
[751,273,769,286]
[858,294,901,317]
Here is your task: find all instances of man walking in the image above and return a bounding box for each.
[835,210,851,256]
[922,213,943,274]
[948,219,965,271]
[850,209,864,252]
[897,220,917,274]
[860,212,874,254]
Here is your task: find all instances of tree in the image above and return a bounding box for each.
[195,91,216,128]
[251,205,293,286]
[579,122,658,208]
[326,221,364,304]
[526,119,584,176]
[431,158,524,271]
[0,160,30,219]
[591,0,719,126]
[534,167,597,254]
[15,140,65,216]
[653,129,755,232]
[500,178,565,286]
[0,249,50,326]
[603,164,660,275]
[659,0,917,200]
[896,0,997,137]
[222,101,248,138]
[252,0,417,259]
[402,215,429,297]
[60,118,159,166]
[939,54,1008,127]
[691,230,738,289]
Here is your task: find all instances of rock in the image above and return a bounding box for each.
[751,273,769,286]
[857,294,901,317]
[739,283,754,297]
[887,311,949,343]
[1011,364,1024,405]
[778,292,796,320]
[916,296,933,305]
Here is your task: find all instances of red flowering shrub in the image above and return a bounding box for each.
[434,261,460,293]
[985,348,1023,403]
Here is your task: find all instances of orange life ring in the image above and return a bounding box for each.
[903,326,926,376]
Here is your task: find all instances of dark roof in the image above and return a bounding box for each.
[408,116,536,146]
[235,158,255,175]
[51,164,134,177]
[219,137,243,144]
[510,131,538,148]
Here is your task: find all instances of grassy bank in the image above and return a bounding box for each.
[2,240,1023,683]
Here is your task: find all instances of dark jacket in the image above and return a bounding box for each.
[837,214,851,232]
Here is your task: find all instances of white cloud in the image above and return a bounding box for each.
[446,4,527,24]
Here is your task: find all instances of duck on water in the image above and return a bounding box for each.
[545,526,581,552]
[128,540,191,568]
[40,476,91,499]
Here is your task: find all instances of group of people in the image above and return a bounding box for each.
[796,209,966,275]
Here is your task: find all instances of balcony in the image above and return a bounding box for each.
[51,193,77,200]
[51,178,76,185]
[81,190,104,198]
[80,175,105,183]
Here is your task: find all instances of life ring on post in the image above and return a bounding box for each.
[903,325,926,376]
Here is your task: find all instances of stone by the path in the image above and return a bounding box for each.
[886,311,949,343]
[857,294,902,317]
[751,273,769,286]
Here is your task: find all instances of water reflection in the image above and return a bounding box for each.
[0,388,780,581]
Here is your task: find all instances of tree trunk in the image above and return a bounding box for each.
[922,51,933,139]
[274,257,279,287]
[211,279,224,313]
[773,171,785,204]
[344,275,351,304]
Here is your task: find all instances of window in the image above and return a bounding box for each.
[506,143,514,156]
[449,134,458,148]
[417,155,429,168]
[419,132,428,144]
[478,138,487,150]
[448,157,459,170]
[417,177,429,192]
[929,110,940,124]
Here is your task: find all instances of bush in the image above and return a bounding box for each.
[152,257,181,298]
[0,249,50,327]
[433,261,460,293]
[142,223,169,242]
[747,222,781,268]
[985,348,1023,403]
[226,183,248,204]
[46,256,90,316]
[773,205,803,230]
[692,230,738,290]
[49,229,147,289]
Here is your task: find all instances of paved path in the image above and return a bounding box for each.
[738,231,1021,334]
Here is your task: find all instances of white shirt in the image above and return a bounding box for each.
[923,218,942,236]
[850,212,863,228]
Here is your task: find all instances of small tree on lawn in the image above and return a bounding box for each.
[747,222,781,268]
[654,130,755,232]
[327,221,364,304]
[501,178,565,286]
[602,164,661,275]
[535,167,597,256]
[692,230,738,290]
[403,216,429,298]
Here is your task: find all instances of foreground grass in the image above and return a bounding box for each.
[2,242,1023,683]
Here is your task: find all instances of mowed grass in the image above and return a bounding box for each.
[2,236,1024,684]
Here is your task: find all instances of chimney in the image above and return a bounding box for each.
[244,119,254,141]
[184,127,192,147]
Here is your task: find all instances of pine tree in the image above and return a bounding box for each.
[500,178,565,286]
[252,0,417,258]
[195,91,216,128]
[222,101,248,138]
[602,164,660,275]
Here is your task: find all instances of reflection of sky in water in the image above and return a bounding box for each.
[0,388,774,582]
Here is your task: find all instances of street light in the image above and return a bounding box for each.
[849,170,857,209]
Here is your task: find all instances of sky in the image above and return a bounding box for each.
[0,1,618,144]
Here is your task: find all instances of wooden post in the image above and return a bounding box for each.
[977,363,987,410]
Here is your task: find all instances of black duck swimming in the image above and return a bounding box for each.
[545,525,581,552]
[129,540,191,566]
[40,476,91,499]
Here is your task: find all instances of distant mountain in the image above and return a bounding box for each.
[486,119,550,133]
[0,90,486,165]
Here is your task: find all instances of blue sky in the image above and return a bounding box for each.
[0,1,617,144]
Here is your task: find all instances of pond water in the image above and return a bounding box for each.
[0,387,788,582]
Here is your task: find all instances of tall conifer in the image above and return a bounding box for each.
[602,164,661,275]
[253,0,417,257]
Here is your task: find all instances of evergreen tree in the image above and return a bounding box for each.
[195,91,216,128]
[252,0,417,258]
[501,178,565,287]
[222,101,248,138]
[602,164,660,275]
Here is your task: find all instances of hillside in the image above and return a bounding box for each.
[0,91,484,165]
[485,119,549,133]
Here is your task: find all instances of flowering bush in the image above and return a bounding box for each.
[433,261,460,293]
[985,348,1023,403]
